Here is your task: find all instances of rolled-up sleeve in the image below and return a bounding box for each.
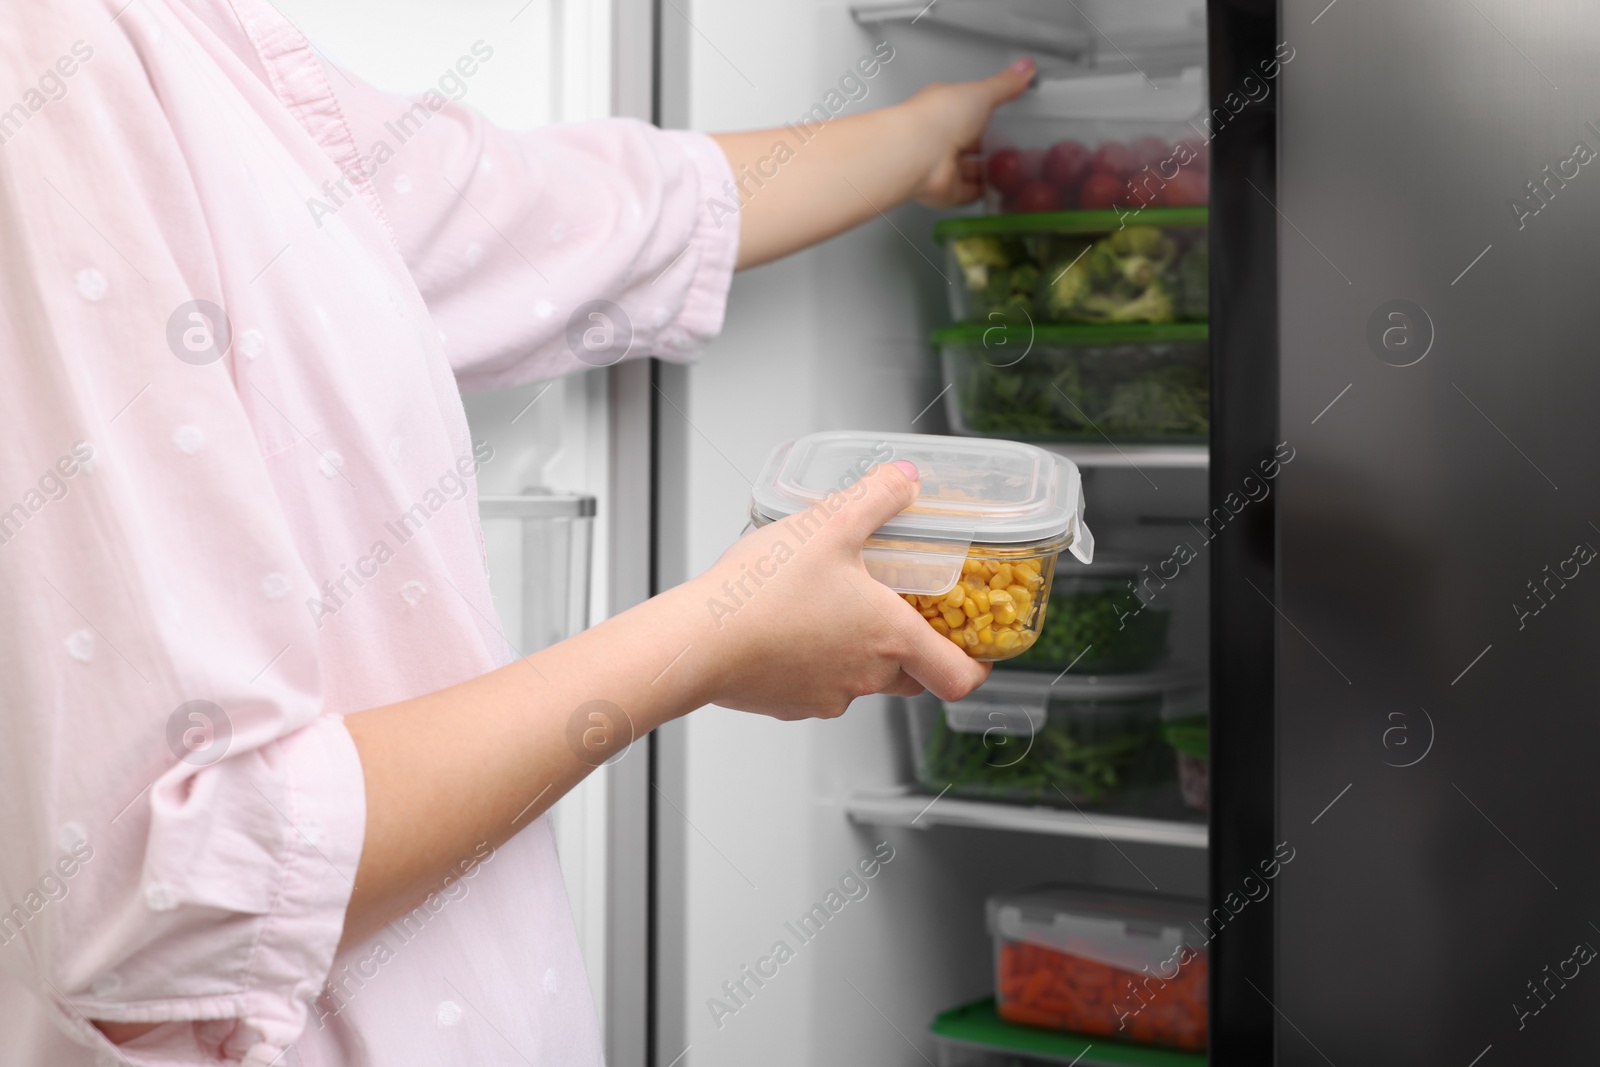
[0,7,365,1063]
[325,59,741,390]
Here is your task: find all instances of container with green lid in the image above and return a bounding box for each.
[935,322,1208,443]
[935,210,1208,327]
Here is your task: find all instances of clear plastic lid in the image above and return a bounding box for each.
[988,885,1207,974]
[751,432,1093,596]
[752,432,1092,548]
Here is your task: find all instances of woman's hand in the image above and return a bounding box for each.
[905,58,1036,209]
[713,58,1037,269]
[336,463,986,950]
[684,461,990,718]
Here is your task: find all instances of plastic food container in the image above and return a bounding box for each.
[931,997,1207,1067]
[751,432,1093,662]
[1010,560,1171,674]
[935,323,1208,444]
[905,670,1197,806]
[937,215,1208,327]
[990,886,1208,1052]
[980,71,1208,214]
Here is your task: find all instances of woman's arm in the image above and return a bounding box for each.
[339,462,985,946]
[712,59,1034,269]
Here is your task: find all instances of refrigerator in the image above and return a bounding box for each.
[284,0,1600,1063]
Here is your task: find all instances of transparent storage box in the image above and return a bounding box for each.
[904,670,1199,807]
[750,432,1094,661]
[1009,560,1171,674]
[980,71,1208,214]
[937,215,1209,327]
[990,886,1208,1053]
[935,323,1209,444]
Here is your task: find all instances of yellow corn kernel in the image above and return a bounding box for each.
[973,588,990,614]
[962,558,985,575]
[931,617,951,636]
[996,630,1019,650]
[920,606,939,619]
[1012,592,1033,622]
[988,588,1012,606]
[942,607,967,629]
[962,628,980,647]
[948,628,966,647]
[963,598,979,619]
[944,586,966,609]
[990,564,1012,589]
[1014,560,1039,580]
[978,627,994,644]
[973,613,994,631]
[993,603,1017,626]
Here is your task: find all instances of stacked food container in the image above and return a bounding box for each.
[916,65,1212,1066]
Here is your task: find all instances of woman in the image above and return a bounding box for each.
[0,0,1031,1062]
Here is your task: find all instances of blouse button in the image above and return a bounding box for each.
[393,174,413,195]
[74,269,108,302]
[318,450,344,478]
[56,822,88,852]
[239,329,265,361]
[464,243,484,267]
[144,883,177,912]
[262,573,291,599]
[400,580,427,605]
[65,630,95,663]
[534,300,554,319]
[172,425,205,455]
[544,968,559,994]
[435,1000,463,1027]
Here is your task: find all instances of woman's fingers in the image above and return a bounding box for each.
[821,460,921,546]
[984,57,1036,106]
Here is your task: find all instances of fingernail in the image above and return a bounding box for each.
[892,460,920,481]
[1009,57,1035,73]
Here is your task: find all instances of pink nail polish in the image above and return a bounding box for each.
[893,460,920,481]
[1009,57,1035,73]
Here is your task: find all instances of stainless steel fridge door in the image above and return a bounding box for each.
[1269,0,1600,1062]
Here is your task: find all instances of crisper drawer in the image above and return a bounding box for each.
[478,493,596,652]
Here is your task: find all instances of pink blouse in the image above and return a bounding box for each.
[0,0,737,1064]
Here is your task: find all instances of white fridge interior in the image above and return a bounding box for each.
[657,1,1212,1064]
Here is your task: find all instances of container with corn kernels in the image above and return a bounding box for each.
[749,432,1094,662]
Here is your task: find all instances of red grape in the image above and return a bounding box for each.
[1077,171,1126,211]
[1011,180,1062,213]
[1042,140,1090,188]
[1164,170,1209,206]
[986,148,1028,195]
[1090,140,1135,178]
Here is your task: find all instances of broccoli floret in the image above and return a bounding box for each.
[1107,226,1176,263]
[1043,258,1095,320]
[952,236,1010,291]
[1080,284,1175,324]
[1115,254,1159,288]
[1010,263,1040,295]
